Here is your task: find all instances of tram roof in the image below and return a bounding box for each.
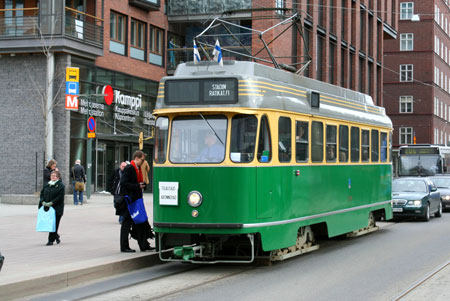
[157,61,392,129]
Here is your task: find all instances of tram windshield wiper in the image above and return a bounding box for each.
[199,113,224,145]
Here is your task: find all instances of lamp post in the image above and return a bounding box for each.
[78,93,105,199]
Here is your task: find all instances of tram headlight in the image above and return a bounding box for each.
[187,191,203,207]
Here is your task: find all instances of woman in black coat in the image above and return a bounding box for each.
[38,170,65,246]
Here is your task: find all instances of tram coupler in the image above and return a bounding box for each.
[173,245,205,261]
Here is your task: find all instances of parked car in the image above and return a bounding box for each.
[392,177,442,221]
[429,176,450,212]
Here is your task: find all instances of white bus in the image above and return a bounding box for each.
[397,144,450,177]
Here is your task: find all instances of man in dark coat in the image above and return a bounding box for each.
[39,170,65,246]
[112,161,127,224]
[118,151,153,252]
[70,159,86,205]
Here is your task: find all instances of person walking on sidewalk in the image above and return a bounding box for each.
[38,170,65,246]
[112,161,127,224]
[118,150,153,253]
[43,159,57,184]
[71,159,86,205]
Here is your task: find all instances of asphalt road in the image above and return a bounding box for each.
[35,214,450,301]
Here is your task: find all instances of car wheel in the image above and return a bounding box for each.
[422,204,430,222]
[435,201,443,218]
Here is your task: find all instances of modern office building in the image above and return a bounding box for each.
[0,0,167,195]
[384,0,450,148]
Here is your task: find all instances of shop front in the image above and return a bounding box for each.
[70,60,158,192]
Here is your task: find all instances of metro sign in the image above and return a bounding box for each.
[65,95,79,110]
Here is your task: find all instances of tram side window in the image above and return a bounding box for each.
[339,125,349,162]
[154,117,169,163]
[326,125,337,162]
[361,130,370,162]
[278,117,292,163]
[311,121,324,162]
[351,127,360,162]
[296,121,309,162]
[257,115,272,163]
[380,132,388,162]
[371,130,379,162]
[230,115,257,163]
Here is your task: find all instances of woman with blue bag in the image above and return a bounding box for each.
[38,170,65,246]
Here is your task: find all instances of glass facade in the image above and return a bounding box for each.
[70,60,158,192]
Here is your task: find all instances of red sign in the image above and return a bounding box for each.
[65,95,79,110]
[103,85,114,105]
[87,116,96,132]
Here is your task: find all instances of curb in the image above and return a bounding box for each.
[0,252,163,300]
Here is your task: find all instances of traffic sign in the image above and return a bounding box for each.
[66,67,79,82]
[87,116,96,132]
[87,132,96,138]
[65,95,79,110]
[66,82,79,95]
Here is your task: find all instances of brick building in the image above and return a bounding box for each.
[0,0,167,195]
[384,0,450,148]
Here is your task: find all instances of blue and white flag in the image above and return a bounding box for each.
[212,39,223,67]
[193,40,201,64]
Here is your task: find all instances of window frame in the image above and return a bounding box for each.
[400,64,413,82]
[110,11,126,44]
[400,127,414,145]
[400,33,414,51]
[278,116,292,163]
[361,129,370,162]
[150,25,164,56]
[400,2,414,20]
[351,126,360,162]
[311,121,324,163]
[295,120,309,163]
[130,18,146,50]
[326,124,337,162]
[400,95,414,113]
[339,125,349,162]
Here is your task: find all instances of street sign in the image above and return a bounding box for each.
[66,67,79,82]
[65,95,79,110]
[87,116,96,132]
[87,132,96,138]
[66,82,79,95]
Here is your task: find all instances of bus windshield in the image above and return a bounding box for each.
[169,115,227,163]
[398,155,441,176]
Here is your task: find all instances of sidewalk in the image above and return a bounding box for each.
[0,193,160,300]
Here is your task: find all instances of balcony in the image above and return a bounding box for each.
[167,0,252,21]
[0,5,103,59]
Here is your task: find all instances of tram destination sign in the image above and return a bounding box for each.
[165,78,237,104]
[400,147,439,155]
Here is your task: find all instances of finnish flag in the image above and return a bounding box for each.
[193,40,201,64]
[212,39,223,67]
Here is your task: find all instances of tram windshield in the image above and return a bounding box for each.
[169,115,227,163]
[398,155,442,176]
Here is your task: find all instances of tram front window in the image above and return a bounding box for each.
[398,155,441,176]
[169,115,227,163]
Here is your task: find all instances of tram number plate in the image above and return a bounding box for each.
[392,208,403,212]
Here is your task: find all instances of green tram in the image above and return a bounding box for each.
[152,61,393,263]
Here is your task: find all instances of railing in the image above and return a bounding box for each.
[0,7,103,47]
[0,7,39,37]
[167,45,252,70]
[168,0,252,16]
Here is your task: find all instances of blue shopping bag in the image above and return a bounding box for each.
[125,195,148,224]
[36,206,56,232]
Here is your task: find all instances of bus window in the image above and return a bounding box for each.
[230,115,257,163]
[296,121,309,162]
[361,130,370,162]
[351,127,360,162]
[257,115,272,163]
[154,117,169,163]
[312,121,324,162]
[380,132,387,162]
[339,125,349,162]
[278,117,292,163]
[371,130,379,162]
[326,125,337,162]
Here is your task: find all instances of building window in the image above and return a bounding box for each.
[400,2,414,20]
[110,11,127,55]
[275,0,285,16]
[400,33,413,51]
[400,64,413,82]
[149,25,164,66]
[400,127,413,144]
[130,19,146,61]
[400,96,413,113]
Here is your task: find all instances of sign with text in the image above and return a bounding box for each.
[159,182,179,206]
[65,95,79,110]
[66,67,79,82]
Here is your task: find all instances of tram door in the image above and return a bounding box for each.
[96,142,107,192]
